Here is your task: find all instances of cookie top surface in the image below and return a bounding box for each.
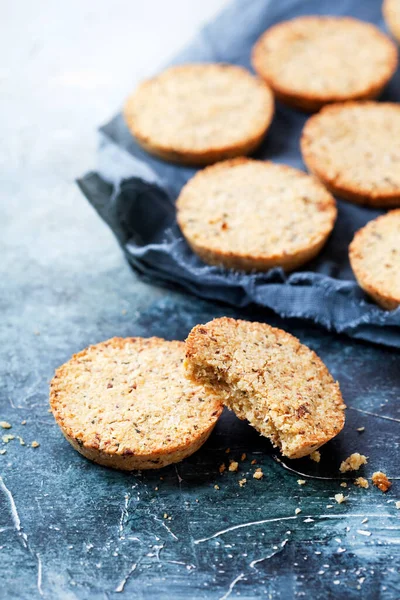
[252,16,397,104]
[349,210,400,307]
[50,337,222,458]
[384,0,400,41]
[185,318,345,459]
[301,102,400,206]
[176,158,336,266]
[124,64,273,160]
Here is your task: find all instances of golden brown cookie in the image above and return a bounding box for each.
[176,158,337,272]
[252,16,397,112]
[301,102,400,208]
[50,337,222,470]
[185,318,346,459]
[349,210,400,310]
[383,0,400,43]
[124,64,274,165]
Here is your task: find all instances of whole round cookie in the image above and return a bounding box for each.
[252,16,397,112]
[384,0,400,43]
[349,210,400,310]
[185,318,346,459]
[301,102,400,207]
[124,64,274,166]
[176,158,337,272]
[50,337,222,470]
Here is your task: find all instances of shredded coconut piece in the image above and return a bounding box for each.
[295,508,302,515]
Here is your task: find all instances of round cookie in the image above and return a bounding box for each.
[301,102,400,208]
[124,64,274,166]
[349,210,400,310]
[383,0,400,43]
[176,158,337,272]
[252,16,397,112]
[185,318,346,459]
[50,337,223,470]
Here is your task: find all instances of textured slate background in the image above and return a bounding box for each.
[1,0,399,599]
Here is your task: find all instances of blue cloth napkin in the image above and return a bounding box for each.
[78,0,400,348]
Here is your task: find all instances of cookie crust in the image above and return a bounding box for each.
[252,16,397,112]
[185,318,345,459]
[176,158,336,272]
[301,102,400,208]
[349,210,400,310]
[383,0,400,43]
[124,64,274,166]
[50,337,222,470]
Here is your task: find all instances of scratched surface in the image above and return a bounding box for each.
[1,0,400,598]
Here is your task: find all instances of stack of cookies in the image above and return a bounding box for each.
[50,319,346,469]
[122,10,400,310]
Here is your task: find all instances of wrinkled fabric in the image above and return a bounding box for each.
[78,0,400,347]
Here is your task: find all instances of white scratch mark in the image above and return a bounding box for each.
[0,475,27,548]
[219,573,245,600]
[348,407,400,424]
[119,493,130,539]
[153,515,178,540]
[115,562,138,593]
[195,516,297,544]
[36,553,43,596]
[250,539,288,568]
[357,530,372,537]
[175,464,183,484]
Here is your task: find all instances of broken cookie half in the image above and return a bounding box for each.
[184,318,346,459]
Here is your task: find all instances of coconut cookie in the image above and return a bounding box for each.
[185,318,345,459]
[252,16,397,112]
[301,102,400,207]
[349,210,400,310]
[123,64,274,166]
[384,0,400,43]
[50,337,223,470]
[176,158,337,272]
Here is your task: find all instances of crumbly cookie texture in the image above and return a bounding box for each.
[124,64,274,166]
[349,210,400,310]
[301,102,400,207]
[384,0,400,43]
[50,337,222,470]
[176,158,336,273]
[184,318,345,459]
[340,453,368,473]
[252,16,397,112]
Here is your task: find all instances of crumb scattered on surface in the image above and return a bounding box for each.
[229,461,239,472]
[225,448,230,454]
[395,501,400,509]
[17,436,25,446]
[361,518,368,524]
[334,493,347,504]
[0,449,6,455]
[340,453,368,473]
[219,463,226,474]
[251,459,257,465]
[295,508,302,515]
[31,441,40,448]
[372,471,392,492]
[163,513,168,519]
[326,504,333,509]
[195,499,199,503]
[298,479,306,485]
[357,529,371,536]
[0,422,11,429]
[310,450,321,463]
[354,477,369,489]
[253,468,263,480]
[238,478,247,487]
[241,453,246,461]
[154,487,158,491]
[2,434,15,443]
[21,420,26,425]
[214,484,220,490]
[357,427,365,433]
[340,482,348,488]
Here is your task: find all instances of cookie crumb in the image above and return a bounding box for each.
[163,513,168,519]
[357,529,371,537]
[395,501,400,509]
[17,436,25,446]
[219,463,226,474]
[238,478,247,487]
[0,449,6,455]
[253,468,263,480]
[356,427,365,433]
[334,493,347,504]
[354,477,369,489]
[295,508,302,515]
[339,453,368,473]
[371,471,392,493]
[31,441,40,448]
[251,459,257,465]
[214,484,220,490]
[2,434,15,443]
[297,479,306,485]
[340,482,348,488]
[0,422,11,429]
[21,420,26,426]
[154,487,159,491]
[310,450,321,463]
[229,461,239,472]
[241,453,246,461]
